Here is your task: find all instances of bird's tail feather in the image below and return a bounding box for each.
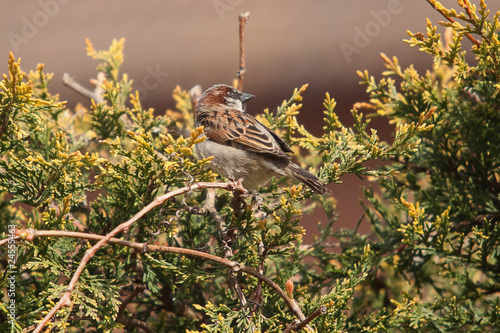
[289,164,331,195]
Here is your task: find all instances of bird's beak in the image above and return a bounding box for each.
[240,92,255,104]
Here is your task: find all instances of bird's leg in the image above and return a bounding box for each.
[227,176,242,188]
[229,177,248,215]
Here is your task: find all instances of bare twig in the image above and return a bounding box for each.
[32,181,247,333]
[116,315,155,333]
[116,284,152,333]
[205,188,234,257]
[62,71,105,103]
[229,178,248,215]
[284,305,327,333]
[227,270,247,306]
[117,284,147,316]
[237,12,250,91]
[204,188,225,231]
[189,84,203,116]
[204,188,247,305]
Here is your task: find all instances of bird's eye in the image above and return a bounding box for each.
[227,90,239,100]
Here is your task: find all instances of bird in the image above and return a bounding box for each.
[194,84,330,195]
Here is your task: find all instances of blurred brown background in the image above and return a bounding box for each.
[2,1,496,240]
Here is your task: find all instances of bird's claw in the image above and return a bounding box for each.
[227,177,247,194]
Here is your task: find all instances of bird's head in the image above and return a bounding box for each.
[198,84,254,112]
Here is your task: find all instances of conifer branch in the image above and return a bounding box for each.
[14,224,308,329]
[62,71,105,103]
[32,181,247,333]
[425,0,480,47]
[27,181,306,332]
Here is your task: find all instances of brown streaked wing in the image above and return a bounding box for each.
[264,125,294,154]
[202,108,291,158]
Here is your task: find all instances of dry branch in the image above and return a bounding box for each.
[237,12,250,91]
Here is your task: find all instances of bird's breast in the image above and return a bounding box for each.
[194,139,288,189]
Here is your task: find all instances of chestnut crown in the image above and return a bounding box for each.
[198,84,254,111]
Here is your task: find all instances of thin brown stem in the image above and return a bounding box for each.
[462,0,475,19]
[237,12,250,91]
[115,284,153,333]
[189,84,203,119]
[116,315,155,333]
[117,284,147,316]
[204,188,247,305]
[284,305,327,333]
[62,71,105,103]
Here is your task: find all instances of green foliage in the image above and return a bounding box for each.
[0,1,499,332]
[354,0,500,331]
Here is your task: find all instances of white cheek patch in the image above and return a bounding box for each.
[224,97,244,112]
[235,100,243,111]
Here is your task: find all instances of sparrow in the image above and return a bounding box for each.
[194,84,330,195]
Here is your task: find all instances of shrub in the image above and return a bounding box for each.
[1,1,499,332]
